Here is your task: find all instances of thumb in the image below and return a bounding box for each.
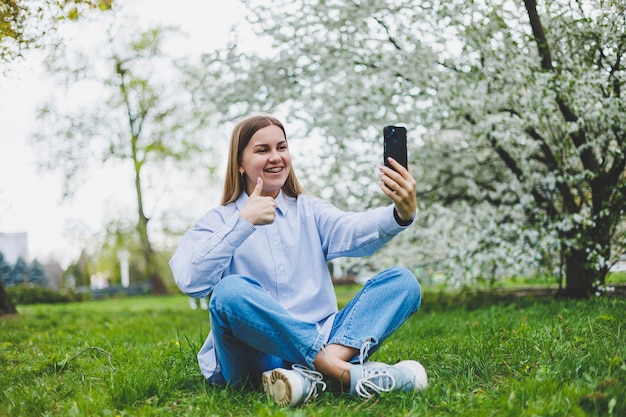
[251,177,263,196]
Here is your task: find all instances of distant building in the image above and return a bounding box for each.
[0,232,28,264]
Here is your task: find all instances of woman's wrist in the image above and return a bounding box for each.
[394,208,415,226]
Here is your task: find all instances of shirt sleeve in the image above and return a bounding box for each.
[311,197,411,260]
[169,209,256,297]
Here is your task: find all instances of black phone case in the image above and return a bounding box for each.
[383,126,407,169]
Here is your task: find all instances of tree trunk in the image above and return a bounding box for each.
[0,274,17,316]
[561,248,597,299]
[137,210,168,295]
[134,156,168,295]
[560,192,613,299]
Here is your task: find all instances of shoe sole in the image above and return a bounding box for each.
[262,368,304,407]
[395,360,428,390]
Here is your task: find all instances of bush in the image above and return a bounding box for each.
[5,284,86,305]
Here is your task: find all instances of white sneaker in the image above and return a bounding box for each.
[262,364,327,407]
[350,360,428,399]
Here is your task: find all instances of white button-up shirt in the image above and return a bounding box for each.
[169,191,411,380]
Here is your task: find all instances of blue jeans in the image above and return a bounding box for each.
[208,266,421,387]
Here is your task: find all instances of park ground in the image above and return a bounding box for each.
[1,282,625,416]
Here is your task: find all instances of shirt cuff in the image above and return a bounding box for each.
[394,208,415,227]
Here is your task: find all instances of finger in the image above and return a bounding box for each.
[385,158,410,177]
[380,182,401,206]
[381,182,414,214]
[251,177,263,196]
[382,180,408,202]
[379,168,406,193]
[380,164,404,184]
[260,203,277,224]
[380,175,415,205]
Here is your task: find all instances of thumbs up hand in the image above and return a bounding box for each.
[239,177,278,225]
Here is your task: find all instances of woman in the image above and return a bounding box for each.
[169,113,427,407]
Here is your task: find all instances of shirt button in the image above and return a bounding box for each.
[279,266,286,272]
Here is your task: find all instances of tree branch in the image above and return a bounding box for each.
[524,0,552,71]
[373,16,402,51]
[524,0,599,176]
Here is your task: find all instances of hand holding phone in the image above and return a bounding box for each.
[383,125,407,170]
[381,125,416,225]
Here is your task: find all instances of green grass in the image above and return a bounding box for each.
[607,272,626,285]
[1,289,625,416]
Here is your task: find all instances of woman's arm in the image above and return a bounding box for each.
[312,159,417,260]
[169,210,256,297]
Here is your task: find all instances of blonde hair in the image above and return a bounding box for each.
[221,114,305,205]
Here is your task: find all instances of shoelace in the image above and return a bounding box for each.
[292,364,327,403]
[358,339,373,365]
[354,367,396,399]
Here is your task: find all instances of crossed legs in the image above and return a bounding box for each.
[209,266,421,389]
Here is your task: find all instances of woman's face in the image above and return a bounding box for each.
[239,124,292,198]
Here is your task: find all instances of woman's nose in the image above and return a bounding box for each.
[268,149,280,161]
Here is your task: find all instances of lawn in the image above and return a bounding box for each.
[1,288,624,416]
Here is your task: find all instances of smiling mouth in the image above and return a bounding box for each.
[265,167,283,173]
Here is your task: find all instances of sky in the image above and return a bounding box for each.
[0,1,248,266]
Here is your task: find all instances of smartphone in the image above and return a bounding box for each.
[383,125,407,170]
